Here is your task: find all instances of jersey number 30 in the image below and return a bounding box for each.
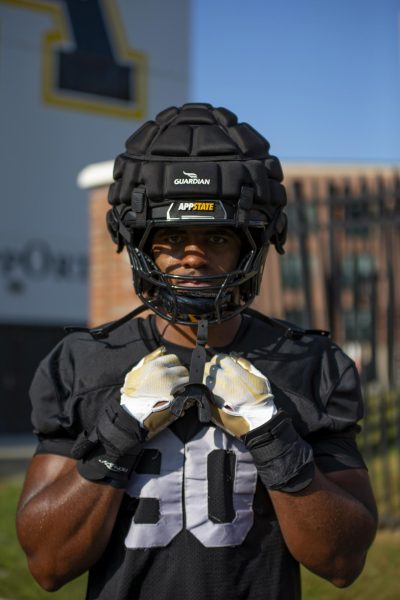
[125,427,258,548]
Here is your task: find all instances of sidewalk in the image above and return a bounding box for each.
[0,434,36,477]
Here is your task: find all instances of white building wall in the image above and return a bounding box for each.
[0,0,189,324]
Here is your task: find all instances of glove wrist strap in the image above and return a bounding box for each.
[71,398,145,488]
[242,411,315,493]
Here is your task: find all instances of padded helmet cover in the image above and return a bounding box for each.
[107,103,288,324]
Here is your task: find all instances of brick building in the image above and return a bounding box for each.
[79,162,400,388]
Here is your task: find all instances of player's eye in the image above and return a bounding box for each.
[208,234,228,244]
[166,234,184,244]
[153,232,183,245]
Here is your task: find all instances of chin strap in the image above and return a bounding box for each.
[170,319,215,423]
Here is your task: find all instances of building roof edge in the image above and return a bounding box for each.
[77,160,400,189]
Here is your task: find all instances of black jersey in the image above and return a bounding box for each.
[29,313,366,600]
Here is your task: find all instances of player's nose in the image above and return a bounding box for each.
[181,239,208,269]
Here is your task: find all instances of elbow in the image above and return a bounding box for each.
[25,554,70,592]
[18,536,70,591]
[319,552,367,588]
[330,569,363,589]
[303,517,377,588]
[298,539,371,588]
[17,514,76,591]
[327,522,377,587]
[30,572,63,593]
[17,529,63,591]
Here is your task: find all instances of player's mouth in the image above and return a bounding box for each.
[178,279,213,287]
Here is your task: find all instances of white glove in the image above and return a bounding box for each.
[121,347,189,439]
[204,353,277,438]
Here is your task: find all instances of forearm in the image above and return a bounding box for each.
[17,462,124,591]
[269,467,378,587]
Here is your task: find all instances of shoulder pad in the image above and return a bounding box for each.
[302,328,330,338]
[64,305,148,339]
[282,326,330,340]
[244,309,330,339]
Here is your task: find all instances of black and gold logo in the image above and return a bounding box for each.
[4,0,147,119]
[178,202,215,211]
[167,200,227,221]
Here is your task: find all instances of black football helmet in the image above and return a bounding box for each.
[107,103,287,325]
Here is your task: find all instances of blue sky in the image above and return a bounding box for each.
[191,0,400,162]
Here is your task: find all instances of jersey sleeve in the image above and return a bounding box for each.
[29,337,79,457]
[308,349,366,473]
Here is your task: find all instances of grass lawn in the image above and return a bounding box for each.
[1,474,399,599]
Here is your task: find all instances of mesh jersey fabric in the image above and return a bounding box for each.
[29,313,366,600]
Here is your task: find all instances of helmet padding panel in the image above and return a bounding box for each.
[106,103,288,324]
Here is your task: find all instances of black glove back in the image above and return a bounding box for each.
[71,397,145,488]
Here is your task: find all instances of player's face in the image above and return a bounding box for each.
[151,226,242,283]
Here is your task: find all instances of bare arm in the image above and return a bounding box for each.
[17,348,190,592]
[16,453,124,592]
[269,467,378,588]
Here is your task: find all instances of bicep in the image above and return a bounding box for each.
[18,454,77,511]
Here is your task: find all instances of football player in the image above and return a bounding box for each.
[17,103,377,599]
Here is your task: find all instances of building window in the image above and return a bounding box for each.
[284,309,306,328]
[343,309,372,342]
[285,203,317,232]
[344,198,371,236]
[341,253,376,287]
[280,253,303,289]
